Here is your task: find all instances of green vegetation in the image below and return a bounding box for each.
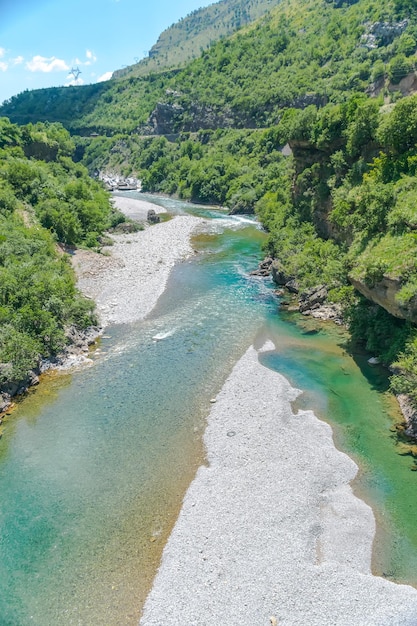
[2,0,416,135]
[0,118,120,386]
[261,91,417,407]
[82,127,289,209]
[114,0,284,79]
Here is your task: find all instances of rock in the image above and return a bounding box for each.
[271,260,293,286]
[361,20,409,49]
[288,284,344,324]
[388,71,417,97]
[250,257,273,277]
[147,209,160,224]
[148,101,185,135]
[307,304,344,324]
[285,278,299,294]
[299,285,328,313]
[349,275,417,323]
[397,394,417,439]
[0,392,11,413]
[145,99,238,135]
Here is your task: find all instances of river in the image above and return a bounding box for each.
[1,195,416,625]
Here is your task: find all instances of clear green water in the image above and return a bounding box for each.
[1,196,417,625]
[260,314,417,585]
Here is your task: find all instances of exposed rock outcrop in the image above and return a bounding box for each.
[349,275,417,324]
[148,102,185,135]
[368,71,417,99]
[249,257,273,277]
[361,20,409,50]
[388,71,417,97]
[396,393,417,439]
[299,285,343,324]
[146,100,236,135]
[271,259,298,292]
[270,262,343,323]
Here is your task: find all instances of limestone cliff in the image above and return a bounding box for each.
[349,275,417,324]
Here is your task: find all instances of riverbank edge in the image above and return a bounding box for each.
[0,195,202,422]
[140,342,417,626]
[252,256,417,440]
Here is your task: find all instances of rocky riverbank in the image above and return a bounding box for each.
[252,256,417,438]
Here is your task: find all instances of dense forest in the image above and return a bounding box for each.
[0,118,128,403]
[2,0,417,427]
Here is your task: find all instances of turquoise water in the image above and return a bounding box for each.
[0,201,272,625]
[1,195,417,625]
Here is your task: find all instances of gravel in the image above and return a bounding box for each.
[139,342,417,626]
[111,194,167,222]
[73,197,202,327]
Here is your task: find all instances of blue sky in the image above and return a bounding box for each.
[0,0,215,104]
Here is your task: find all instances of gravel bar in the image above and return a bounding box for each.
[140,343,417,626]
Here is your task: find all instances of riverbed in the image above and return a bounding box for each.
[1,194,417,625]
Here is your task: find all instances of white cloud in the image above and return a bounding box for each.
[12,55,24,65]
[0,47,5,58]
[0,61,7,72]
[26,55,69,73]
[97,71,113,82]
[75,49,97,67]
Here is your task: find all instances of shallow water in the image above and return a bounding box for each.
[0,203,271,625]
[1,195,417,625]
[260,313,417,584]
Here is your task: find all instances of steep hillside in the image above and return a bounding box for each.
[114,0,284,79]
[78,0,417,429]
[2,0,416,135]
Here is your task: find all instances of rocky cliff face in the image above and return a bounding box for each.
[145,99,244,135]
[349,275,417,324]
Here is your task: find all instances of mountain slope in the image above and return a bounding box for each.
[1,0,415,136]
[113,0,283,79]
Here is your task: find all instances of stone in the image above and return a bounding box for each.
[285,278,299,294]
[0,392,11,414]
[349,275,417,324]
[250,257,273,277]
[147,209,160,224]
[299,285,328,313]
[271,260,293,286]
